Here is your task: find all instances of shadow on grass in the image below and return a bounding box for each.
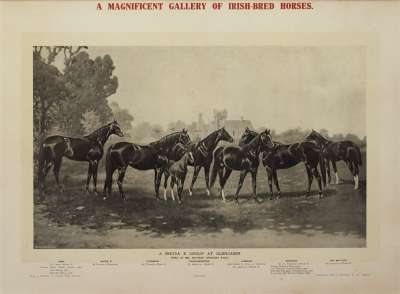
[35,174,366,242]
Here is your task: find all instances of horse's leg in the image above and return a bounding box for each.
[220,168,232,202]
[305,164,313,196]
[86,161,93,193]
[332,160,339,184]
[53,156,64,193]
[92,160,99,195]
[355,161,360,190]
[170,177,176,201]
[347,161,358,190]
[177,178,184,205]
[234,170,248,204]
[41,159,53,195]
[272,169,281,199]
[251,171,261,203]
[326,159,331,185]
[163,173,169,201]
[312,165,323,199]
[154,168,162,200]
[103,162,117,200]
[44,161,53,177]
[189,166,201,196]
[117,166,127,201]
[266,167,274,200]
[203,164,211,196]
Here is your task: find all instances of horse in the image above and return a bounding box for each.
[305,130,362,190]
[102,129,191,201]
[37,120,123,198]
[159,127,234,198]
[210,129,274,203]
[164,151,195,204]
[239,128,327,199]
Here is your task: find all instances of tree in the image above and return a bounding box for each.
[33,55,69,144]
[59,52,118,135]
[33,46,88,142]
[277,127,308,144]
[213,109,227,128]
[81,110,101,134]
[151,124,164,138]
[319,128,330,139]
[109,102,134,135]
[167,120,186,132]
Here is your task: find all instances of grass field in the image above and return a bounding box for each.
[34,151,366,248]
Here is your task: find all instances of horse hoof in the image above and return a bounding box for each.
[189,190,193,197]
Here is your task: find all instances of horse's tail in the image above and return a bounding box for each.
[347,145,363,166]
[210,147,223,188]
[319,147,327,188]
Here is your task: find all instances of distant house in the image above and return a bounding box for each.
[222,119,254,144]
[188,113,254,145]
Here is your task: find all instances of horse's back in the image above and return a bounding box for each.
[41,135,69,160]
[43,135,65,145]
[330,141,361,163]
[110,142,158,170]
[262,144,301,169]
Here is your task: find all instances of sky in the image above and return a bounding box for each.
[85,46,366,137]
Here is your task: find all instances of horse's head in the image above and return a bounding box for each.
[239,127,258,145]
[179,128,191,146]
[218,127,234,143]
[260,129,274,149]
[110,120,124,137]
[306,129,329,147]
[63,138,74,157]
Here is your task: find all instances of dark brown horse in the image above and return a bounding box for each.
[210,129,274,203]
[103,129,191,201]
[38,120,123,197]
[240,128,326,199]
[159,127,234,198]
[305,130,362,189]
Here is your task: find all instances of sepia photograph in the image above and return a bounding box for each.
[33,45,366,249]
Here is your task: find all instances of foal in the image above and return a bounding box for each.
[164,151,194,204]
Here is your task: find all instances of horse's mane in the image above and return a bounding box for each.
[150,131,182,149]
[84,123,110,142]
[241,132,262,151]
[305,130,330,143]
[196,129,219,148]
